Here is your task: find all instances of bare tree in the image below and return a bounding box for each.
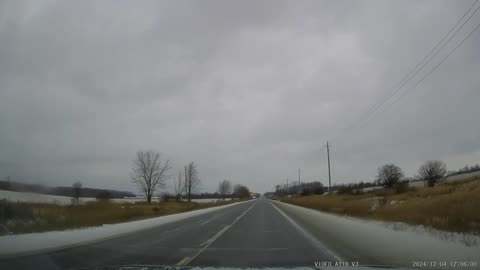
[233,184,250,199]
[419,160,447,187]
[376,164,403,188]
[131,150,170,203]
[218,179,232,199]
[184,162,201,202]
[173,171,185,201]
[72,181,82,205]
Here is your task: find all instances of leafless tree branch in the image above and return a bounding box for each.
[218,179,232,199]
[185,161,200,202]
[72,181,82,205]
[419,160,447,187]
[173,171,185,201]
[376,163,403,188]
[130,150,170,203]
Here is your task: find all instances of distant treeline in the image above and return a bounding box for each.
[272,181,325,197]
[0,180,135,199]
[165,192,233,199]
[331,181,378,193]
[270,163,480,197]
[447,164,480,177]
[190,193,231,199]
[272,180,380,197]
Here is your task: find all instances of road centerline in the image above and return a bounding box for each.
[180,200,257,265]
[199,216,215,226]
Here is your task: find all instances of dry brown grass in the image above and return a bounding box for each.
[0,199,237,235]
[282,179,480,234]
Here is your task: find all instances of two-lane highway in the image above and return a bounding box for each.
[190,198,336,266]
[0,198,336,269]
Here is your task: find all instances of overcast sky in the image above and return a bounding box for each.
[1,0,479,194]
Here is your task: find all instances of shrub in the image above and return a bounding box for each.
[394,181,410,194]
[337,185,355,195]
[301,188,313,196]
[162,194,174,202]
[352,189,364,195]
[0,200,34,221]
[377,164,404,188]
[419,160,447,187]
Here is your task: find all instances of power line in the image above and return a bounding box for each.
[396,0,479,89]
[383,18,480,112]
[320,0,480,188]
[358,0,478,125]
[317,2,480,187]
[356,1,480,126]
[321,19,480,184]
[330,0,480,143]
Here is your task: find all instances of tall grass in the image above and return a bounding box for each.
[282,179,480,234]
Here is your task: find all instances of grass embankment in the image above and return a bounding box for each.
[0,199,237,235]
[281,178,480,234]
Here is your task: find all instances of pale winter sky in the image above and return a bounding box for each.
[1,0,479,194]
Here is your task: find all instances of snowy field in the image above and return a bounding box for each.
[0,190,94,205]
[0,190,230,205]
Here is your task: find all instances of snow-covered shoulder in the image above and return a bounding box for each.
[272,200,480,267]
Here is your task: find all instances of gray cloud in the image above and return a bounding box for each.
[1,0,479,193]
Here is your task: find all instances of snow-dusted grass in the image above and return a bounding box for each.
[273,200,480,267]
[0,200,251,257]
[282,178,480,234]
[0,199,242,235]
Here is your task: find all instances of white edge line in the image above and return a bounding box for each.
[270,200,343,262]
[184,200,257,265]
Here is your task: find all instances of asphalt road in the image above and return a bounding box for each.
[0,198,336,269]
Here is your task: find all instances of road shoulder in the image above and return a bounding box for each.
[272,200,480,267]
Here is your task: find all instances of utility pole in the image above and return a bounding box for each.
[286,178,289,196]
[327,141,331,193]
[185,165,189,202]
[298,168,301,193]
[298,168,301,186]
